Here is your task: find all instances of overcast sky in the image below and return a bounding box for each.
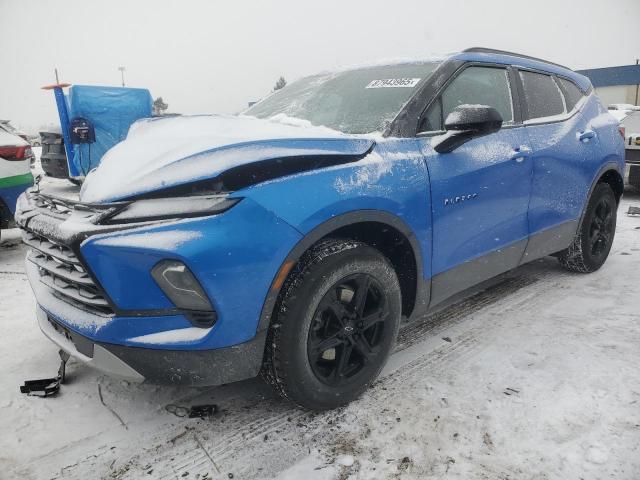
[1,0,639,132]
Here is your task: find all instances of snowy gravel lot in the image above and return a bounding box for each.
[1,179,639,479]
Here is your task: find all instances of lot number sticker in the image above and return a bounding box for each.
[365,78,421,89]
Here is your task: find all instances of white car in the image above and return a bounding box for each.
[0,120,36,165]
[617,110,640,190]
[0,130,33,238]
[608,103,640,111]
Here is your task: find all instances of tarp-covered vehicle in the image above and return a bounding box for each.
[17,48,625,410]
[41,85,152,183]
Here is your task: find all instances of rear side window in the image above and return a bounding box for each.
[420,66,513,132]
[519,71,565,120]
[558,78,583,111]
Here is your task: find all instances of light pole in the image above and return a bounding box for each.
[635,59,639,107]
[118,66,126,87]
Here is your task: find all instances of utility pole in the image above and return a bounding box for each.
[635,59,639,106]
[118,66,126,87]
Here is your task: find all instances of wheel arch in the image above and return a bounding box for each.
[579,163,624,228]
[596,167,624,204]
[257,210,428,333]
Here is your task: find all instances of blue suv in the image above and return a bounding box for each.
[17,48,624,410]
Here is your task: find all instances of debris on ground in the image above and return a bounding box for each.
[165,403,218,419]
[19,350,68,397]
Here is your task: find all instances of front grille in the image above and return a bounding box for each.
[31,192,76,218]
[23,230,114,316]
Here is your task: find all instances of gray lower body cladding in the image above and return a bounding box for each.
[39,307,266,387]
[102,331,266,386]
[428,220,577,309]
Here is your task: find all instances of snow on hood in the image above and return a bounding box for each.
[80,114,373,203]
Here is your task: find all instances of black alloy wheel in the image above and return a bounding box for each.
[307,274,389,386]
[262,239,402,410]
[588,197,614,258]
[558,182,617,273]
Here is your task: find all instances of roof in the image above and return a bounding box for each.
[576,65,640,88]
[449,48,591,92]
[461,47,570,69]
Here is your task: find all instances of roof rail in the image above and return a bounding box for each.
[462,47,571,70]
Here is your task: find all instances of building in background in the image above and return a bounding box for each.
[577,63,640,107]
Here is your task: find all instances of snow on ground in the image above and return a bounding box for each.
[1,178,639,479]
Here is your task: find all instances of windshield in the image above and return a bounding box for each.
[245,62,440,134]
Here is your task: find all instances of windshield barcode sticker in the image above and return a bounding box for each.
[365,78,421,89]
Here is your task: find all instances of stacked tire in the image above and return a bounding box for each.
[39,131,70,179]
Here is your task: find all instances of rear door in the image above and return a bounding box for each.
[516,70,597,259]
[416,64,533,306]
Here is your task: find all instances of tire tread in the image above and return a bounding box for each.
[261,238,363,407]
[557,182,616,273]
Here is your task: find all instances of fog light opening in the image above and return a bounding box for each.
[151,260,214,316]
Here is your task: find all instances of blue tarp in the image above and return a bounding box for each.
[67,85,152,176]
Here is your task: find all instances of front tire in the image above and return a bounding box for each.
[262,239,401,411]
[557,183,617,273]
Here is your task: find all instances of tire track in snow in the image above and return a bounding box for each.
[395,275,535,352]
[140,270,547,479]
[118,263,572,479]
[211,264,574,478]
[35,259,572,480]
[155,409,311,480]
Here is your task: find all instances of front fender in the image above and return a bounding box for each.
[254,209,430,333]
[241,139,431,252]
[240,138,433,326]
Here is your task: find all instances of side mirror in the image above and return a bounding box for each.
[432,105,503,153]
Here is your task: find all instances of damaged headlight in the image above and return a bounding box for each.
[102,195,240,224]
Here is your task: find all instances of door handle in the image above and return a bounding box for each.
[578,130,596,142]
[510,146,531,163]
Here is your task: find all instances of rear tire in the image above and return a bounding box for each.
[557,183,617,273]
[262,239,401,411]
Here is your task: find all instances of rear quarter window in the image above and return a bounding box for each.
[558,78,584,111]
[519,71,565,120]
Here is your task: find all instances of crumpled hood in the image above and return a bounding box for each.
[80,114,374,203]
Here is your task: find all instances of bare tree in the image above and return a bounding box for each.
[274,76,287,91]
[153,97,169,116]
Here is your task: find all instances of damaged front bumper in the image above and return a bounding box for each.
[36,304,144,383]
[17,187,302,386]
[34,295,267,386]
